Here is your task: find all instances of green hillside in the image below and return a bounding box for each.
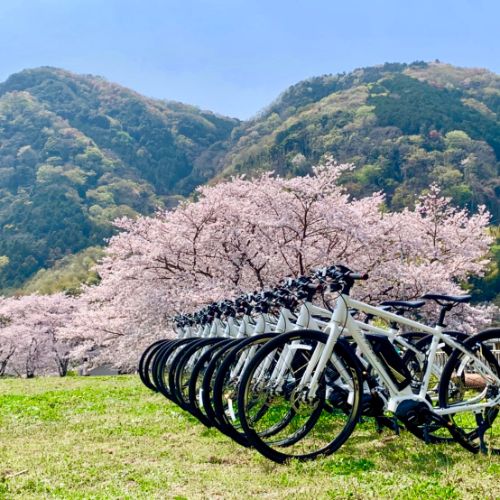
[0,67,239,290]
[221,62,499,218]
[0,62,499,295]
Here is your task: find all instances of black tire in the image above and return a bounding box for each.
[138,339,173,392]
[170,337,231,412]
[153,338,198,401]
[139,339,172,392]
[167,338,213,407]
[212,333,277,446]
[237,329,363,463]
[438,328,500,455]
[200,338,246,437]
[187,340,239,428]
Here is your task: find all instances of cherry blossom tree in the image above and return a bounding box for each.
[1,159,493,375]
[67,159,494,370]
[0,294,78,377]
[0,312,16,376]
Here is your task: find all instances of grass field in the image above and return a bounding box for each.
[0,376,498,499]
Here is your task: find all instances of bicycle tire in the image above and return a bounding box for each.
[187,338,241,429]
[237,329,363,463]
[171,337,231,412]
[139,339,172,392]
[212,333,278,446]
[153,338,198,400]
[438,328,500,455]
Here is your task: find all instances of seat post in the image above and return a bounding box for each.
[437,303,453,327]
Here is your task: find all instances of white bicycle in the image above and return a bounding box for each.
[236,265,500,462]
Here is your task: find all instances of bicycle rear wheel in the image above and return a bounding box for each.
[438,329,500,454]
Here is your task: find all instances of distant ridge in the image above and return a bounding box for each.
[0,61,498,294]
[0,66,239,289]
[220,61,499,217]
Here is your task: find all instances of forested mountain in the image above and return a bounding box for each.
[0,62,499,296]
[222,62,499,218]
[0,67,239,289]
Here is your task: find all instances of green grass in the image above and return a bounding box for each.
[0,376,498,499]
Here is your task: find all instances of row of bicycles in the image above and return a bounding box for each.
[139,265,500,463]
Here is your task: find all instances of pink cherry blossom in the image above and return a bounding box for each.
[1,160,495,374]
[68,160,494,370]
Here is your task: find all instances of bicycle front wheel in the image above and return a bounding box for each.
[237,329,363,463]
[139,339,171,392]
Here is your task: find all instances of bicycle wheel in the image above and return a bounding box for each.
[187,339,239,429]
[237,329,363,463]
[139,339,171,392]
[200,338,248,438]
[438,328,500,454]
[153,338,198,401]
[167,338,215,407]
[212,333,277,446]
[171,337,231,412]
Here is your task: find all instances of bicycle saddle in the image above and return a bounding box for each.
[379,300,426,309]
[420,294,471,304]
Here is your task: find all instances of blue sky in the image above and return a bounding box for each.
[0,0,498,119]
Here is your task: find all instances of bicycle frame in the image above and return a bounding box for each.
[270,293,500,417]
